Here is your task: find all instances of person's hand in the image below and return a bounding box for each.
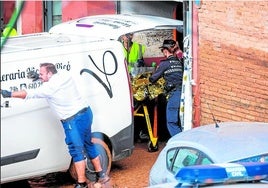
[27,71,39,81]
[137,59,145,67]
[1,90,12,98]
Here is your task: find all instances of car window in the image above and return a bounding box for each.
[166,147,214,175]
[167,148,198,174]
[166,147,177,172]
[200,157,213,165]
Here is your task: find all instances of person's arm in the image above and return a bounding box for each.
[1,90,27,99]
[149,67,162,83]
[12,90,27,99]
[149,61,168,83]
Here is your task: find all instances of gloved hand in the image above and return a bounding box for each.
[27,71,39,81]
[1,90,12,98]
[137,59,145,67]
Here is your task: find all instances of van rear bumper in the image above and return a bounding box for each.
[110,124,135,161]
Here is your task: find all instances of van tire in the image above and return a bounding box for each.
[68,137,112,182]
[86,138,112,182]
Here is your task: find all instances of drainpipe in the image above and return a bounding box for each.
[182,1,193,131]
[192,1,201,127]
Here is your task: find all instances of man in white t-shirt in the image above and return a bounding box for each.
[1,63,109,188]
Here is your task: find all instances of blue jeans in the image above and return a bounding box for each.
[61,107,99,162]
[166,89,182,136]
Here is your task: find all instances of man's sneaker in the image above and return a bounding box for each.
[97,173,110,184]
[74,182,88,188]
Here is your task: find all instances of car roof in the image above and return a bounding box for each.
[49,14,183,39]
[167,122,268,163]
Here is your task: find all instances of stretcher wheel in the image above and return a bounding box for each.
[147,140,158,152]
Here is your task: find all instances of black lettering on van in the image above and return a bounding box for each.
[55,62,71,71]
[1,67,39,82]
[9,86,18,92]
[20,83,27,90]
[0,70,25,82]
[80,50,118,98]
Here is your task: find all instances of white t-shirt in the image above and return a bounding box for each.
[26,72,87,120]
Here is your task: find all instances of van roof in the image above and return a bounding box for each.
[1,33,101,54]
[49,14,183,39]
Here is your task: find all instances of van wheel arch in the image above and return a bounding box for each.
[68,136,112,182]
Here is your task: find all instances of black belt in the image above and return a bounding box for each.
[61,107,88,123]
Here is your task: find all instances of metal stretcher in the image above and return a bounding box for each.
[131,68,165,152]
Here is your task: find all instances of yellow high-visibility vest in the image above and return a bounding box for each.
[123,42,145,71]
[2,27,17,37]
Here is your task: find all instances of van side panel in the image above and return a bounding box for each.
[1,36,134,183]
[1,65,71,183]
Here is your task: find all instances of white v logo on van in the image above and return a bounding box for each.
[80,50,118,98]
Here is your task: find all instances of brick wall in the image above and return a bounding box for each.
[197,1,268,125]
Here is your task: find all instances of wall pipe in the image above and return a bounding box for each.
[181,1,193,130]
[192,2,201,127]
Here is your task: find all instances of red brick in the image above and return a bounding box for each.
[197,1,268,125]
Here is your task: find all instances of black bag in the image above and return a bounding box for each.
[164,83,176,93]
[27,70,39,81]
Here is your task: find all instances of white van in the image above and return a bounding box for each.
[1,14,183,184]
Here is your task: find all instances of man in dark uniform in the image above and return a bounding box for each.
[149,40,183,136]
